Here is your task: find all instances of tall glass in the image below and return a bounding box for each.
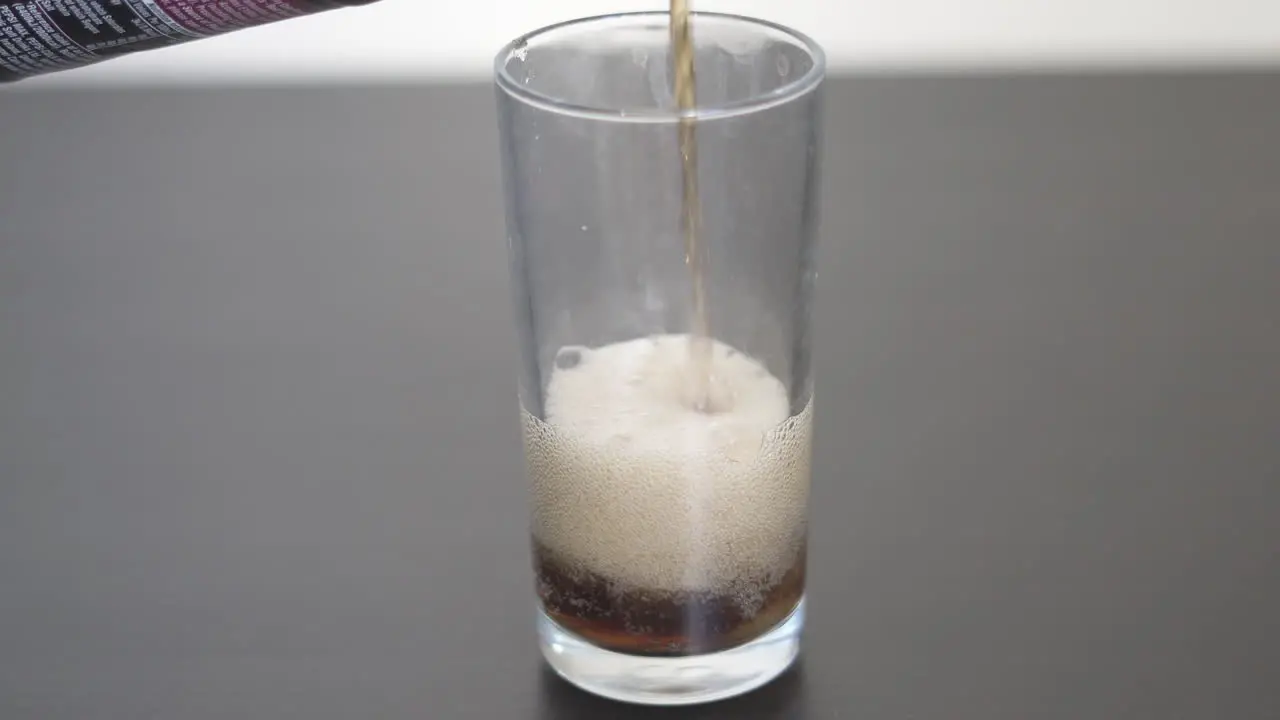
[495,12,825,705]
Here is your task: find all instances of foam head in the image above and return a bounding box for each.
[523,334,813,609]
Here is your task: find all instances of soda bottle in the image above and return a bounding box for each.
[0,0,379,83]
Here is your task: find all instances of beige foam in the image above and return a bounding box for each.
[523,334,812,603]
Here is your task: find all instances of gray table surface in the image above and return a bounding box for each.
[1,73,1278,719]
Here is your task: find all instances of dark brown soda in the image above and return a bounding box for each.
[533,541,806,657]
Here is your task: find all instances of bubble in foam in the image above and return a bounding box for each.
[522,334,813,600]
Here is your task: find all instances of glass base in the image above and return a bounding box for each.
[537,597,805,706]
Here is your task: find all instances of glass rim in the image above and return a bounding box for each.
[493,11,826,123]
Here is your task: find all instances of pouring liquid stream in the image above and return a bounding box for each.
[670,0,716,413]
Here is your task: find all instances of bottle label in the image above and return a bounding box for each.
[0,1,330,81]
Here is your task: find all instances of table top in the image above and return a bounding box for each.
[1,73,1278,719]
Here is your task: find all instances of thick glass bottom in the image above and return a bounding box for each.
[537,596,804,706]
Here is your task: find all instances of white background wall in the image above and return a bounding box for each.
[31,0,1280,86]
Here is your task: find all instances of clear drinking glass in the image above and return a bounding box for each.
[495,12,825,705]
